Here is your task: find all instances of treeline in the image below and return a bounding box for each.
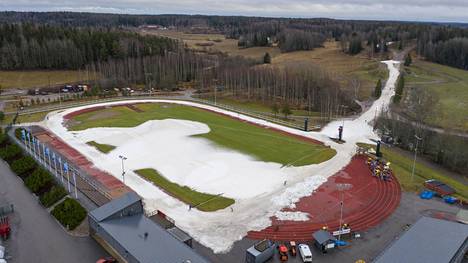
[0,23,178,70]
[376,116,468,174]
[90,51,355,117]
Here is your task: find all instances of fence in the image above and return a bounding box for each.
[7,93,322,131]
[8,130,111,208]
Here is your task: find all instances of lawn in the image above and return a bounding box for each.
[0,70,93,89]
[403,58,468,132]
[69,103,336,166]
[86,141,116,153]
[135,168,235,212]
[4,111,49,124]
[357,143,468,200]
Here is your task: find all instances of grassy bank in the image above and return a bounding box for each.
[86,141,116,153]
[69,103,336,166]
[358,143,468,200]
[404,58,468,132]
[135,168,235,212]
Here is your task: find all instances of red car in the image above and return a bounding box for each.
[96,257,117,263]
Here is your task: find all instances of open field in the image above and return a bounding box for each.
[0,70,92,89]
[404,58,468,132]
[358,143,468,200]
[135,168,235,211]
[69,103,335,166]
[144,29,386,100]
[86,141,116,153]
[4,111,49,124]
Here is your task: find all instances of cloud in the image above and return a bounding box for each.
[1,0,468,23]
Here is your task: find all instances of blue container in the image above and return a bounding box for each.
[443,196,457,204]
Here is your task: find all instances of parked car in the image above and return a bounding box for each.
[96,257,116,263]
[298,244,313,262]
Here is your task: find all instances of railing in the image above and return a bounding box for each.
[6,93,322,131]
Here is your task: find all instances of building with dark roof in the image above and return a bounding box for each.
[374,216,468,263]
[89,192,208,263]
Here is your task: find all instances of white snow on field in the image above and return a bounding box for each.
[37,60,400,253]
[275,211,310,221]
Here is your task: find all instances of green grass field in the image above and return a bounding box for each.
[86,141,116,153]
[4,111,49,124]
[358,143,468,200]
[0,70,93,89]
[404,58,468,132]
[69,103,336,166]
[135,168,235,211]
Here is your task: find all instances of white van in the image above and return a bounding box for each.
[298,244,313,262]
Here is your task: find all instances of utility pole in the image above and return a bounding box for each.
[411,135,422,183]
[119,155,127,184]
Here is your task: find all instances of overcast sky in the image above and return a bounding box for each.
[2,0,468,23]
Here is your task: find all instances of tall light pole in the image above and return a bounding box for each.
[119,155,127,184]
[336,183,351,241]
[411,135,422,183]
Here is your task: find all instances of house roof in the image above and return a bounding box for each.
[313,230,336,244]
[374,216,468,263]
[89,191,141,222]
[99,214,209,263]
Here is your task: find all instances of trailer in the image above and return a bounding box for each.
[245,239,275,263]
[424,180,455,196]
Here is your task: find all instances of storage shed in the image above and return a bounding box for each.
[313,230,336,253]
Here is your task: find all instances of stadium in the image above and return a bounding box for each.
[20,61,401,254]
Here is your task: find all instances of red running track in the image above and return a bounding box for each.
[247,155,401,241]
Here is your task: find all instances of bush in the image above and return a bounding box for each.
[40,186,67,208]
[0,144,23,162]
[24,168,54,194]
[51,198,87,230]
[11,156,37,177]
[0,132,8,146]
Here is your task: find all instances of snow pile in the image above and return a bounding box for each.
[36,60,400,253]
[275,211,310,221]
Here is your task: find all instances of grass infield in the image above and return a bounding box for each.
[69,103,336,166]
[135,168,235,212]
[86,141,116,153]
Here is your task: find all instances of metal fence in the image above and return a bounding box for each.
[8,130,111,208]
[8,93,321,131]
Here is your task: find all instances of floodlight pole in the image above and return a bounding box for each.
[119,155,127,184]
[336,183,351,241]
[411,135,422,183]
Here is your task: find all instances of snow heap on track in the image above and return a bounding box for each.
[39,60,400,253]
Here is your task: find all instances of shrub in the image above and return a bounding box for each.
[11,156,37,177]
[0,144,22,162]
[40,186,67,207]
[24,168,54,194]
[0,132,8,146]
[51,198,87,230]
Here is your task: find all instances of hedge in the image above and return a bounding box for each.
[0,144,22,162]
[51,198,87,230]
[25,168,54,194]
[11,156,37,177]
[40,186,67,208]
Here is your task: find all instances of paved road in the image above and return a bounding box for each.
[0,160,108,263]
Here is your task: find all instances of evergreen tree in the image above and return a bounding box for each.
[374,79,382,98]
[281,103,292,119]
[263,52,272,64]
[404,54,412,67]
[393,75,405,103]
[271,103,279,117]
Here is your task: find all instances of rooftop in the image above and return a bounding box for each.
[375,216,468,263]
[99,213,208,263]
[89,191,140,222]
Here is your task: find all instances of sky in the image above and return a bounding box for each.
[1,0,468,23]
